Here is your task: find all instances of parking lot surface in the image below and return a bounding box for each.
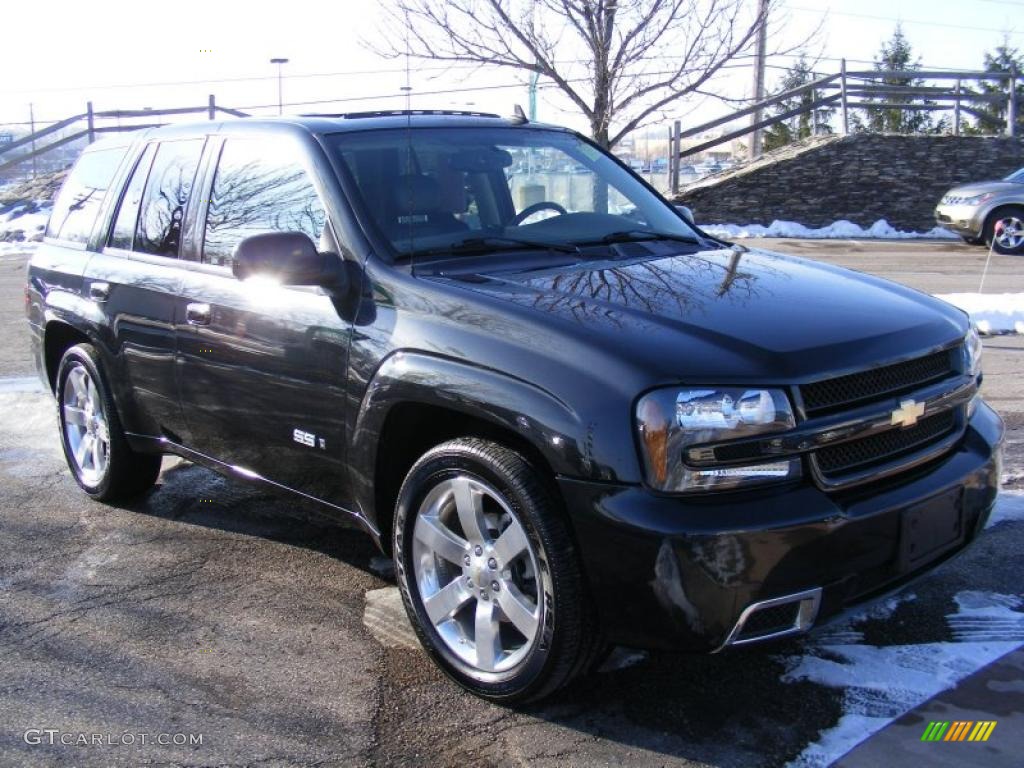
[1,239,1022,767]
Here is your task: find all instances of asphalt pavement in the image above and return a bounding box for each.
[1,239,1022,767]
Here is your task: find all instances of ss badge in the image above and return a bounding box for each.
[293,428,324,449]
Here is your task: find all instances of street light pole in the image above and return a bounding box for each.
[270,58,289,115]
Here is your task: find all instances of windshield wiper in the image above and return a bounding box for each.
[576,229,703,247]
[406,235,579,258]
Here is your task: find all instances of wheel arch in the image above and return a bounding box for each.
[371,403,566,553]
[351,351,595,550]
[42,320,91,393]
[983,202,1024,240]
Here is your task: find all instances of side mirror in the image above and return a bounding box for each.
[232,231,336,286]
[675,205,695,225]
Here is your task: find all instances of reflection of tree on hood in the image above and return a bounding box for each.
[536,252,768,325]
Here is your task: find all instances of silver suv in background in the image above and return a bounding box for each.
[935,168,1024,253]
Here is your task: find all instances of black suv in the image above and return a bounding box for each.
[27,112,1003,702]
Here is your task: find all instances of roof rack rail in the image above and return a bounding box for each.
[298,109,502,119]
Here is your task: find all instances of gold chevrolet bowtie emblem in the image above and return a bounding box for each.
[891,399,925,428]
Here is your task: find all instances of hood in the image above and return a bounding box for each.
[945,180,1023,198]
[428,245,967,384]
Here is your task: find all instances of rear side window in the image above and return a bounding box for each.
[46,147,128,243]
[202,139,326,267]
[135,139,204,258]
[109,144,156,250]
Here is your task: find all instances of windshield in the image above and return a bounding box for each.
[325,126,700,261]
[1006,167,1024,183]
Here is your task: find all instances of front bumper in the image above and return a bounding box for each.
[934,204,985,238]
[559,401,1004,652]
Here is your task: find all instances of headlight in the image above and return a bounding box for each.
[964,325,982,378]
[962,192,995,206]
[635,387,800,492]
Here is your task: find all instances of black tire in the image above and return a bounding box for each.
[983,205,1024,255]
[393,438,600,703]
[55,343,162,502]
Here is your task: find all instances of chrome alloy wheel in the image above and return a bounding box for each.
[411,476,543,674]
[995,215,1024,250]
[62,362,110,486]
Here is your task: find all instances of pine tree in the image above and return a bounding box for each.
[763,55,835,151]
[859,24,938,134]
[966,40,1024,134]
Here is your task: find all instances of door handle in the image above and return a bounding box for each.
[185,302,211,326]
[88,282,110,302]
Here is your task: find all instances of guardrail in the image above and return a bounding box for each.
[668,65,1019,194]
[0,96,249,176]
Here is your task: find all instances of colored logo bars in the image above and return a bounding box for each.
[921,721,997,742]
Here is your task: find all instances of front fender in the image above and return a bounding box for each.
[348,350,618,524]
[975,197,1024,231]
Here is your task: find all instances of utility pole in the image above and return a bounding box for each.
[29,103,37,180]
[953,79,961,136]
[748,0,769,160]
[270,58,289,115]
[840,58,850,135]
[86,101,95,144]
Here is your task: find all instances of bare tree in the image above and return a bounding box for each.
[373,0,779,149]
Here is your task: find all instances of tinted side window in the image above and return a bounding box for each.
[109,144,156,250]
[46,147,128,243]
[135,139,204,258]
[203,139,326,267]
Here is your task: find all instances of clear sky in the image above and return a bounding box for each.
[0,0,1018,136]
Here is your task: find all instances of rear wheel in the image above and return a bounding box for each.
[393,438,598,703]
[984,206,1024,254]
[56,344,162,501]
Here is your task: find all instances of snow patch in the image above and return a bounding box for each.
[781,588,1024,768]
[934,292,1024,335]
[987,490,1024,527]
[787,713,889,768]
[0,203,50,255]
[811,592,917,645]
[0,242,37,255]
[700,218,958,240]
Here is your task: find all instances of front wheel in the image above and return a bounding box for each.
[984,206,1024,254]
[56,343,162,501]
[393,438,599,703]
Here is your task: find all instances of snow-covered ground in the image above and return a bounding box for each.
[936,292,1024,335]
[700,218,957,240]
[0,203,49,254]
[780,491,1024,768]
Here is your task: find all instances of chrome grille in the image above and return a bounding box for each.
[941,194,975,205]
[803,346,966,489]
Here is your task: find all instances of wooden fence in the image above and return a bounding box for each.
[668,65,1018,193]
[0,96,248,176]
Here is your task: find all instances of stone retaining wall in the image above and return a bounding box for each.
[675,134,1024,232]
